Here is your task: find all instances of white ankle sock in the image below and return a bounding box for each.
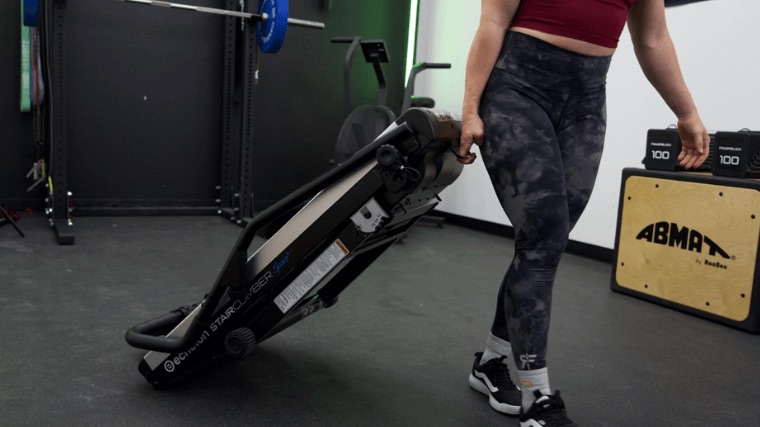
[517,367,551,411]
[481,333,511,364]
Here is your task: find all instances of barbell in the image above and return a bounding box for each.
[119,0,325,53]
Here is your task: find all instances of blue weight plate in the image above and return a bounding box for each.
[256,0,289,54]
[23,0,40,27]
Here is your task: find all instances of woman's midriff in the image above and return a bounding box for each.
[510,27,617,57]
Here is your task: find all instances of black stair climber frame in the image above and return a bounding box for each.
[125,108,464,388]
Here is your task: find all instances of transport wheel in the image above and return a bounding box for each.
[224,327,257,358]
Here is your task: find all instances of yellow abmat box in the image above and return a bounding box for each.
[612,168,760,333]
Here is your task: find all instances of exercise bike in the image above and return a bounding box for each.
[330,36,451,164]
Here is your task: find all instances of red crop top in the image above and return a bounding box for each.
[511,0,637,49]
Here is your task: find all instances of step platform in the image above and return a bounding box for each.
[125,108,464,388]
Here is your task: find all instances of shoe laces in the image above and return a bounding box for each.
[481,355,518,390]
[531,391,574,426]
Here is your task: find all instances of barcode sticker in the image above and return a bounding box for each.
[274,240,349,313]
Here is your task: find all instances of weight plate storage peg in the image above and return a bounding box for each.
[257,0,289,54]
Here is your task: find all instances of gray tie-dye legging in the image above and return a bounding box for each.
[479,32,612,371]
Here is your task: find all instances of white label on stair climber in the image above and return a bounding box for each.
[274,240,349,313]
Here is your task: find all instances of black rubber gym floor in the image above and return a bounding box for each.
[1,214,758,426]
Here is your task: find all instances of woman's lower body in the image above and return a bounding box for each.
[468,31,611,424]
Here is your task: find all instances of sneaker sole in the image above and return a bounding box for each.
[468,373,521,415]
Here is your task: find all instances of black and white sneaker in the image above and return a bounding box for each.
[519,390,577,427]
[468,352,521,415]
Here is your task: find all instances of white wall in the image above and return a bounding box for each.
[415,0,760,249]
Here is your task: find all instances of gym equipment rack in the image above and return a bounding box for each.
[44,0,316,244]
